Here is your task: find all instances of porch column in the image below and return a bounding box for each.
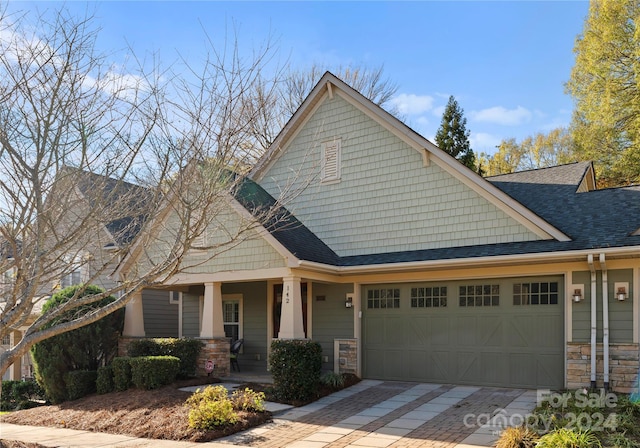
[123,291,145,337]
[201,282,225,338]
[278,276,305,339]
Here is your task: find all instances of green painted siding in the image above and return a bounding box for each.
[182,292,200,338]
[572,269,634,343]
[311,283,355,368]
[142,289,178,337]
[258,94,540,257]
[138,205,285,275]
[223,282,268,360]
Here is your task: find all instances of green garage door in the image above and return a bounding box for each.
[362,276,564,389]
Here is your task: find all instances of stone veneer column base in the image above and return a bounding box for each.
[567,342,640,393]
[334,338,358,376]
[118,336,231,378]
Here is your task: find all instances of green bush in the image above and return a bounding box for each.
[112,357,132,391]
[30,285,124,403]
[536,428,601,448]
[320,371,345,389]
[129,356,180,390]
[185,385,238,429]
[231,388,266,412]
[64,370,97,401]
[96,365,114,394]
[127,338,203,378]
[269,339,322,402]
[1,380,46,411]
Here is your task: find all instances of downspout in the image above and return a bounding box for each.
[588,254,597,389]
[600,253,610,391]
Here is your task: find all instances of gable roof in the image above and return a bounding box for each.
[251,71,570,244]
[65,167,152,246]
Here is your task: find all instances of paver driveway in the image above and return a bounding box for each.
[219,380,538,448]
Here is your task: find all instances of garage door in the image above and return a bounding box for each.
[362,276,564,389]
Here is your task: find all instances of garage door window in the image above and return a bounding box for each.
[513,282,559,305]
[411,286,447,307]
[367,288,400,309]
[459,284,499,307]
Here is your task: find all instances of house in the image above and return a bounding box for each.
[1,168,149,380]
[118,72,640,392]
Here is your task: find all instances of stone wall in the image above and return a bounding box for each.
[334,338,358,376]
[118,336,230,378]
[567,342,639,393]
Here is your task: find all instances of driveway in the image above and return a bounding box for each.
[219,380,538,448]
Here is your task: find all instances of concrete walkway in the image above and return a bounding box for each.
[0,381,538,448]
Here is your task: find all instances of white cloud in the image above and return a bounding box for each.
[470,132,502,155]
[471,106,532,126]
[389,93,434,115]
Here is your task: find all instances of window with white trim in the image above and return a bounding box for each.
[170,291,181,305]
[61,256,83,288]
[223,299,241,341]
[321,138,341,183]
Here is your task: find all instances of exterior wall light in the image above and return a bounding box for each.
[572,288,583,303]
[345,296,353,308]
[616,286,627,301]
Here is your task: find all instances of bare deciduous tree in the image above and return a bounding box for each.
[0,6,289,377]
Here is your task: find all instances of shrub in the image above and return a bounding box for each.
[269,339,322,402]
[188,398,238,429]
[112,357,132,391]
[185,385,238,429]
[127,338,203,378]
[129,356,180,390]
[536,428,601,448]
[495,426,540,448]
[64,370,97,401]
[231,388,266,412]
[30,285,124,403]
[1,380,46,411]
[96,365,114,394]
[320,371,345,389]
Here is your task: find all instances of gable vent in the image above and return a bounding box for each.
[321,138,341,183]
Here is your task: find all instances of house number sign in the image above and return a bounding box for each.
[285,285,290,304]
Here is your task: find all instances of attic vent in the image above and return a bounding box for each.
[321,138,341,183]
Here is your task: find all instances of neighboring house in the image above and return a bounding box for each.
[123,72,640,391]
[0,169,149,380]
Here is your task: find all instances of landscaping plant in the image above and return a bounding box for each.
[269,339,322,403]
[31,285,124,403]
[495,426,539,448]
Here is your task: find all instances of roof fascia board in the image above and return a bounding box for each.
[296,245,640,276]
[252,83,331,182]
[330,86,570,242]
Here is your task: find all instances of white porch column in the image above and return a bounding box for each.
[201,282,225,338]
[123,291,145,337]
[278,276,305,339]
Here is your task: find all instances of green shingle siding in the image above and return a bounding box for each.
[259,94,539,257]
[311,283,355,368]
[142,289,178,337]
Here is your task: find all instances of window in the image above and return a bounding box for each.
[1,334,10,345]
[411,286,447,308]
[459,284,500,307]
[367,288,400,309]
[61,268,82,288]
[223,300,240,341]
[169,291,181,305]
[513,282,559,305]
[321,138,341,183]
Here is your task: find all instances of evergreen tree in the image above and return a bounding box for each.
[435,96,478,172]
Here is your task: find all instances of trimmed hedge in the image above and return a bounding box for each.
[129,356,180,390]
[112,357,133,391]
[64,370,97,401]
[1,380,46,411]
[127,338,203,378]
[96,365,114,394]
[269,339,322,402]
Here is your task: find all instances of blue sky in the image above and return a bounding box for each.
[7,1,590,156]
